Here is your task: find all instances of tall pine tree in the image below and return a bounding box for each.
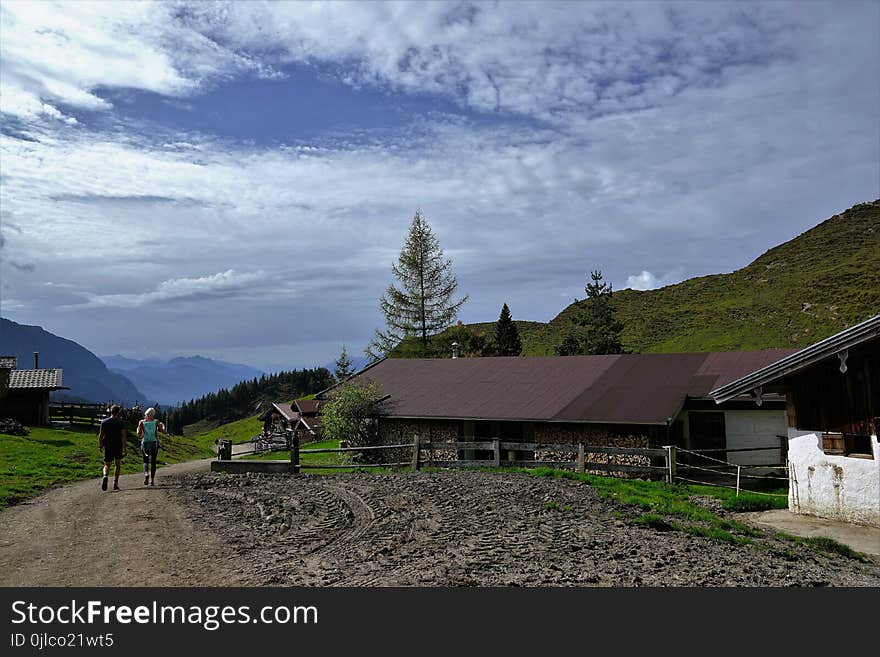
[367,209,468,360]
[334,344,355,382]
[493,303,522,356]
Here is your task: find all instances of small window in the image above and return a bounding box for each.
[822,432,874,459]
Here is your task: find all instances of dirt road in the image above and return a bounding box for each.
[180,470,880,587]
[0,459,241,587]
[3,467,879,587]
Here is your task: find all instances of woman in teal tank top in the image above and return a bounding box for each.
[137,407,165,486]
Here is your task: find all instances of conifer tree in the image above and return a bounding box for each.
[334,344,355,382]
[581,269,623,354]
[555,270,624,355]
[493,303,522,356]
[367,209,468,360]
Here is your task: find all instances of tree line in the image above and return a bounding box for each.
[164,367,334,434]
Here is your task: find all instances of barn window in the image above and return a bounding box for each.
[821,432,874,459]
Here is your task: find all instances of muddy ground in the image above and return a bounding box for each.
[177,470,880,586]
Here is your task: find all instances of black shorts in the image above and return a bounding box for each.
[103,444,123,462]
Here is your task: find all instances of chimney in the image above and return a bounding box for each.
[33,352,39,369]
[451,342,460,359]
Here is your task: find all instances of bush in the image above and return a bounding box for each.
[321,382,387,463]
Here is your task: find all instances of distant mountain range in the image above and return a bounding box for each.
[102,355,264,406]
[0,318,148,404]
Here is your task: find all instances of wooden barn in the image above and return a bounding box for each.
[712,314,879,526]
[0,355,68,426]
[329,350,798,466]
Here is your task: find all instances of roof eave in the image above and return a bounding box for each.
[710,314,880,403]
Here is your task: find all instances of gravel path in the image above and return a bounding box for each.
[0,459,245,587]
[178,470,880,587]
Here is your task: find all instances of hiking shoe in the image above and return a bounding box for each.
[149,480,155,486]
[101,476,108,491]
[113,481,120,491]
[144,474,149,486]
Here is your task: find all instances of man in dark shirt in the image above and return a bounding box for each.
[98,405,127,491]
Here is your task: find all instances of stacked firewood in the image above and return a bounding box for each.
[0,418,28,435]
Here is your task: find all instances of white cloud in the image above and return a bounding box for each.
[63,269,266,309]
[0,1,877,367]
[626,271,660,291]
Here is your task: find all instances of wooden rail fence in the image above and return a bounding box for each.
[257,436,674,479]
[49,402,105,427]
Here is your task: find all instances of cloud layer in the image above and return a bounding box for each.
[1,1,877,369]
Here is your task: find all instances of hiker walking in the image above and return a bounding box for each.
[98,404,127,491]
[137,407,165,486]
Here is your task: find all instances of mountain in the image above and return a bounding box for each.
[0,318,148,404]
[102,355,264,407]
[416,200,879,356]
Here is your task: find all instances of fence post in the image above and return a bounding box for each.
[577,443,585,474]
[665,445,677,484]
[290,432,300,475]
[736,466,741,497]
[411,435,420,472]
[492,439,501,468]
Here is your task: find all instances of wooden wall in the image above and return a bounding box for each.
[785,340,878,436]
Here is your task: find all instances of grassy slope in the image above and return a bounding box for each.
[0,425,217,508]
[519,201,880,354]
[185,414,262,445]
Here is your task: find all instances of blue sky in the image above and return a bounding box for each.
[1,1,878,372]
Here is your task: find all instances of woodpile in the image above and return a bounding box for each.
[0,418,28,436]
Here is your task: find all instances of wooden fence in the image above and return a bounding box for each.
[286,437,672,479]
[49,402,105,427]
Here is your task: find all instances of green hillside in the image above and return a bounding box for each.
[524,200,880,354]
[405,200,878,357]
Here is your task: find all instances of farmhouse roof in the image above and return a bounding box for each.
[710,314,880,403]
[0,356,16,369]
[9,368,66,390]
[295,399,321,415]
[272,402,300,422]
[346,350,795,426]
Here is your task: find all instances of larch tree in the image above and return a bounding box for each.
[493,303,522,356]
[367,210,468,361]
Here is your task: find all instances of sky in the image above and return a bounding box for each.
[1,1,878,373]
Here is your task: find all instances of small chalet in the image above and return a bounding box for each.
[332,350,797,465]
[267,399,324,443]
[291,399,324,442]
[0,354,68,426]
[711,315,879,527]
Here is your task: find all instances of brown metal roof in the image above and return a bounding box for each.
[351,350,796,426]
[9,369,65,390]
[272,402,299,422]
[295,399,320,415]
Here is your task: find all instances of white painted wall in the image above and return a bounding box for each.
[680,409,787,466]
[788,429,880,527]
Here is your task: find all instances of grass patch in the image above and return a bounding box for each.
[0,425,216,508]
[517,467,779,546]
[633,513,675,531]
[186,415,263,446]
[776,533,868,562]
